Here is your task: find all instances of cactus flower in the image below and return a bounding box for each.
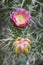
[13,37,31,55]
[10,9,31,28]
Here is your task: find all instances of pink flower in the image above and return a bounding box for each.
[10,8,31,28]
[13,37,31,55]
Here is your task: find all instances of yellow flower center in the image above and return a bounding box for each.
[16,14,27,24]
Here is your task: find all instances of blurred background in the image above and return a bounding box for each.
[0,0,43,65]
